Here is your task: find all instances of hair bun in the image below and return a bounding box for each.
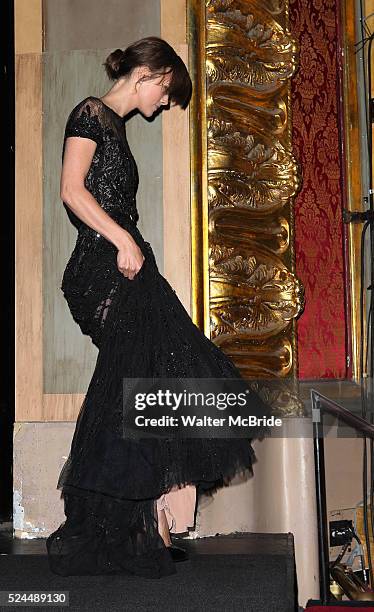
[104,48,125,80]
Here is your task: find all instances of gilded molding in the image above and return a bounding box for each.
[189,0,304,414]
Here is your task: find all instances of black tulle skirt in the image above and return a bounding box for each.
[46,218,270,578]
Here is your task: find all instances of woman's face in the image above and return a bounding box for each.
[136,69,172,117]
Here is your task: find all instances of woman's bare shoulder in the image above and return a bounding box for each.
[69,96,104,118]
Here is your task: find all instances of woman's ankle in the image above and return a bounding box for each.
[157,508,172,546]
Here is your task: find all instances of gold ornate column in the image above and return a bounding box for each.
[188,0,304,415]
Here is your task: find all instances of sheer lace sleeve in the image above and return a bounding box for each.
[64,97,104,146]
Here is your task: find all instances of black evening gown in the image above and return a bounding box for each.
[46,97,271,579]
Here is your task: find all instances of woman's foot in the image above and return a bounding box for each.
[166,544,189,562]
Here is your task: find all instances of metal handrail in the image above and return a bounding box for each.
[311,390,374,437]
[311,389,374,604]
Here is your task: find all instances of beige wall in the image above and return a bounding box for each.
[43,0,161,52]
[15,0,43,421]
[161,0,191,312]
[15,0,42,54]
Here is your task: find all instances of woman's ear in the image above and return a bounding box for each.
[133,65,152,91]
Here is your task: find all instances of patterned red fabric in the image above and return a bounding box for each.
[289,0,347,379]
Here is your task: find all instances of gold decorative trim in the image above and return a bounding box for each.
[340,0,365,381]
[188,0,304,414]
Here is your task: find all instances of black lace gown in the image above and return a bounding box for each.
[46,97,271,579]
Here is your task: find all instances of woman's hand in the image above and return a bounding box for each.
[116,234,145,280]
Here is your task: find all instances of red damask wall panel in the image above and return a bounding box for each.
[289,0,347,379]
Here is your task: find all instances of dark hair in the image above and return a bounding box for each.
[103,36,192,109]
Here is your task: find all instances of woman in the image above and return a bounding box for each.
[46,36,270,579]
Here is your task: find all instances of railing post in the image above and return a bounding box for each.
[311,391,331,604]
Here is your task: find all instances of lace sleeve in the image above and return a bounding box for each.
[64,97,104,146]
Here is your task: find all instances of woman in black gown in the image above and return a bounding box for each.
[46,36,270,579]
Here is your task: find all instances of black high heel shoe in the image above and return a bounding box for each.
[166,544,189,562]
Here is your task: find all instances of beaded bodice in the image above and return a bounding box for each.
[62,96,139,233]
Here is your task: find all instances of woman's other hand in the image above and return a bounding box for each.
[117,234,145,280]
